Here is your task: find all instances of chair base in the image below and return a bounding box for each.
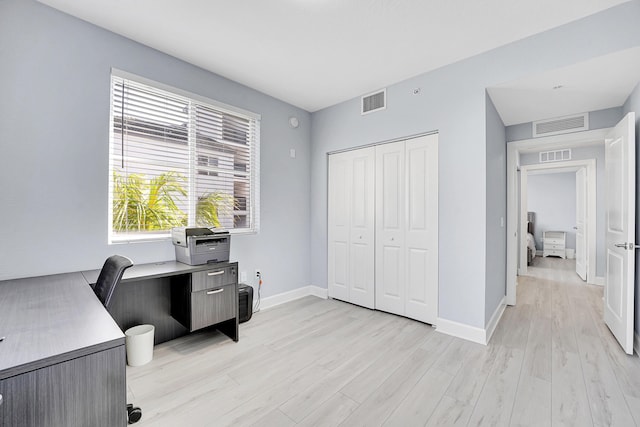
[127,404,142,424]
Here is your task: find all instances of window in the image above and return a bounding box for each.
[108,70,260,243]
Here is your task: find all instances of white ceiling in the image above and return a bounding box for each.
[488,46,640,126]
[38,0,632,113]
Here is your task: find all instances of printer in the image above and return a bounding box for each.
[171,227,230,265]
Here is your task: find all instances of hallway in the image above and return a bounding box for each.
[509,257,640,425]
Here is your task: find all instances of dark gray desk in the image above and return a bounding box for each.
[0,261,238,427]
[82,260,239,345]
[0,273,126,426]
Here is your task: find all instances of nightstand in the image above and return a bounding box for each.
[543,231,566,258]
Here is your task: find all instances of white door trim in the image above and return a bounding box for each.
[519,159,597,283]
[506,128,610,306]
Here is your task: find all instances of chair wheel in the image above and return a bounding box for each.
[127,404,142,424]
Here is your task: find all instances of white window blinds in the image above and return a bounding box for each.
[109,71,260,242]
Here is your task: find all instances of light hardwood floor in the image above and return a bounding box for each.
[127,258,640,426]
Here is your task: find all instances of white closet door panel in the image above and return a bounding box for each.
[328,152,351,302]
[381,149,403,230]
[331,157,350,231]
[407,248,428,301]
[404,134,438,325]
[349,147,376,309]
[375,142,405,315]
[351,155,375,230]
[350,241,372,304]
[330,241,349,299]
[405,247,438,323]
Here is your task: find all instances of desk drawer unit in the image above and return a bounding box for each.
[171,262,238,333]
[191,266,236,292]
[191,284,237,331]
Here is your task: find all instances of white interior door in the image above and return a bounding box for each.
[348,148,376,309]
[328,152,352,302]
[575,168,587,281]
[328,148,376,309]
[375,141,405,315]
[604,112,635,355]
[404,134,439,325]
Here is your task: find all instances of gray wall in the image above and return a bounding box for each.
[506,107,624,142]
[521,145,606,276]
[623,81,640,340]
[310,1,640,329]
[0,0,312,298]
[527,173,576,250]
[485,94,507,323]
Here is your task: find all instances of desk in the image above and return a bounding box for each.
[0,261,238,427]
[82,261,239,344]
[0,273,126,426]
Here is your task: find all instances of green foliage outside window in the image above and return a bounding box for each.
[112,171,235,232]
[196,192,237,228]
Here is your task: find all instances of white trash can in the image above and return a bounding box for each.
[125,324,155,367]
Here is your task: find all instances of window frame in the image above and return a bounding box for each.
[108,69,261,244]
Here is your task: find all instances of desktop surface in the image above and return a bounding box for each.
[81,260,227,285]
[0,272,124,380]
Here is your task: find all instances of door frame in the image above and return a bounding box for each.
[506,128,610,305]
[518,159,596,281]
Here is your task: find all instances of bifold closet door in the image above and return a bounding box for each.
[328,147,375,309]
[375,134,438,324]
[375,141,406,315]
[404,134,438,324]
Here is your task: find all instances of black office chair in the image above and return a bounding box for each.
[93,255,133,309]
[93,255,142,425]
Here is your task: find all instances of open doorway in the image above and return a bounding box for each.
[506,113,636,354]
[519,158,599,283]
[519,159,598,287]
[506,128,608,305]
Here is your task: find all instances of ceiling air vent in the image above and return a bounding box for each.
[361,89,386,115]
[533,113,588,138]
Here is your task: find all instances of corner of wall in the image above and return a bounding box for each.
[436,295,506,345]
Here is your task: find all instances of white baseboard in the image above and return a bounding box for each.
[436,317,486,345]
[485,296,506,344]
[436,296,506,346]
[635,330,640,357]
[309,286,328,299]
[591,276,605,286]
[259,285,327,310]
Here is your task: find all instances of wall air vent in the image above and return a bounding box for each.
[539,149,571,163]
[361,89,386,115]
[533,113,588,138]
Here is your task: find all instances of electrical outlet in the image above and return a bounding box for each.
[240,271,247,282]
[255,269,261,278]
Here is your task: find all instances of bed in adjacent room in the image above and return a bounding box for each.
[527,212,537,265]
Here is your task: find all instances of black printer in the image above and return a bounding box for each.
[171,227,230,265]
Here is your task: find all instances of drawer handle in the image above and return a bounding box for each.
[207,289,224,295]
[207,270,225,277]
